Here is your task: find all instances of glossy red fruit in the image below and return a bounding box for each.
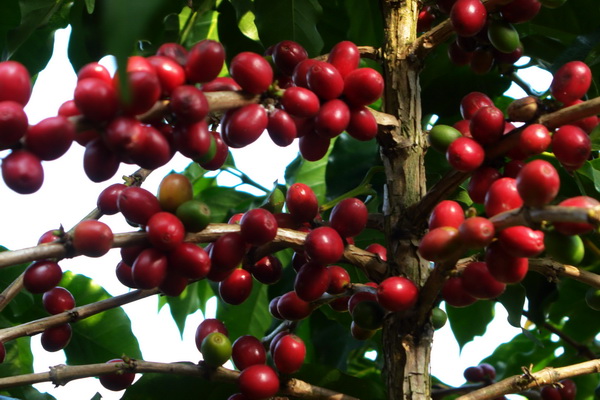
[0,61,31,106]
[223,104,268,148]
[307,61,344,100]
[73,78,118,122]
[518,124,551,156]
[450,0,487,37]
[347,106,378,141]
[117,70,161,116]
[209,232,247,280]
[552,124,591,171]
[564,100,598,133]
[448,40,474,66]
[273,334,306,374]
[471,48,496,77]
[185,40,225,84]
[168,243,211,279]
[304,227,345,265]
[41,323,72,352]
[195,319,228,352]
[272,40,308,76]
[551,61,592,104]
[328,41,360,79]
[540,385,562,400]
[118,186,162,226]
[479,363,496,380]
[286,183,319,222]
[230,52,273,94]
[0,342,5,363]
[219,268,253,305]
[269,296,283,319]
[97,183,127,215]
[326,265,350,294]
[246,255,282,285]
[99,359,136,391]
[202,77,242,92]
[460,92,494,120]
[299,130,331,161]
[458,217,495,248]
[468,167,501,204]
[267,108,297,147]
[294,262,331,302]
[174,120,214,162]
[500,0,542,24]
[156,42,188,66]
[42,287,75,315]
[315,99,350,138]
[329,197,368,238]
[441,276,477,307]
[485,241,529,283]
[103,116,146,161]
[145,212,185,251]
[130,125,171,170]
[366,243,387,261]
[277,291,313,321]
[232,335,266,371]
[558,379,577,399]
[503,159,525,178]
[83,138,120,183]
[461,261,506,299]
[516,159,560,207]
[170,85,209,123]
[446,137,485,172]
[429,200,465,229]
[73,220,113,257]
[417,6,436,32]
[132,248,168,289]
[418,227,462,262]
[469,106,505,146]
[147,55,186,96]
[464,365,485,382]
[281,86,320,119]
[0,101,28,149]
[23,260,62,294]
[2,149,44,194]
[238,364,280,400]
[377,276,418,312]
[38,229,60,245]
[484,177,523,217]
[343,68,384,106]
[554,196,600,235]
[115,260,136,288]
[240,208,278,246]
[199,131,229,171]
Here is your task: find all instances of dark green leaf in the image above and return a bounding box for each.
[446,300,494,350]
[254,0,324,56]
[164,284,202,337]
[199,185,257,223]
[217,0,263,63]
[60,272,142,365]
[497,284,526,328]
[344,0,384,47]
[216,282,271,340]
[522,273,558,326]
[84,0,95,14]
[284,139,335,203]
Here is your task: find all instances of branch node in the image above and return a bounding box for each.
[49,364,69,387]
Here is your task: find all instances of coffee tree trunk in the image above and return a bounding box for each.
[379,1,432,399]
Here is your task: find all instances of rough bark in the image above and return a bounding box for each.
[379,1,432,399]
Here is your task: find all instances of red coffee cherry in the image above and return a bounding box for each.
[117,70,161,116]
[132,248,168,289]
[377,276,419,312]
[447,40,473,66]
[329,197,368,238]
[343,68,384,106]
[83,138,120,183]
[240,208,278,246]
[273,334,306,374]
[518,124,551,156]
[458,217,495,249]
[485,241,529,283]
[366,243,387,261]
[484,177,523,217]
[0,101,28,149]
[292,59,319,88]
[328,41,360,79]
[469,106,505,146]
[72,220,114,257]
[219,268,253,305]
[326,265,350,294]
[464,365,486,382]
[551,61,592,104]
[315,99,350,138]
[468,167,501,204]
[232,335,266,371]
[499,0,541,23]
[286,183,319,222]
[174,120,215,161]
[77,62,112,84]
[280,86,320,119]
[199,130,229,171]
[169,85,209,123]
[294,261,331,302]
[347,106,378,141]
[195,319,228,352]
[552,125,591,171]
[41,323,72,352]
[73,77,119,122]
[156,42,188,66]
[428,200,465,229]
[238,364,280,400]
[298,130,331,162]
[42,287,75,315]
[441,276,477,307]
[246,255,282,285]
[554,196,600,235]
[446,137,485,172]
[118,186,162,226]
[208,232,247,281]
[168,242,211,280]
[516,159,560,207]
[450,0,487,37]
[0,342,5,363]
[460,91,494,119]
[304,227,345,265]
[277,291,313,321]
[1,149,44,194]
[272,40,308,76]
[185,39,225,84]
[147,55,186,96]
[267,108,297,147]
[307,61,344,100]
[23,260,62,294]
[461,261,506,299]
[230,52,273,94]
[418,227,461,262]
[145,212,185,251]
[97,183,127,215]
[99,359,136,391]
[223,104,268,148]
[115,260,136,288]
[0,61,31,106]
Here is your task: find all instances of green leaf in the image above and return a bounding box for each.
[199,186,257,223]
[164,284,201,337]
[285,139,335,203]
[216,281,271,340]
[254,0,324,56]
[84,0,95,14]
[497,285,526,328]
[522,273,558,326]
[122,366,237,400]
[217,0,263,63]
[60,272,142,365]
[195,279,216,315]
[344,0,384,47]
[446,300,495,350]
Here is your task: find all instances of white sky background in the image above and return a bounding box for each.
[2,27,553,399]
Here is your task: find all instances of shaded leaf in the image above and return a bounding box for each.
[217,0,263,63]
[216,282,271,340]
[497,284,526,328]
[285,139,335,203]
[446,300,494,350]
[344,0,384,47]
[199,185,257,223]
[164,284,202,337]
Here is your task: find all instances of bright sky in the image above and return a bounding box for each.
[3,26,553,399]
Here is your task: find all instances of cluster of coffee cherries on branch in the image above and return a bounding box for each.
[462,363,508,399]
[418,0,560,74]
[0,38,384,195]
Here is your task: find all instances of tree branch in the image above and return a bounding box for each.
[0,359,360,400]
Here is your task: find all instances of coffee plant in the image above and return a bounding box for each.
[1,0,600,399]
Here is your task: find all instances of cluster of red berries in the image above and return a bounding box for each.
[0,39,383,195]
[540,379,577,400]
